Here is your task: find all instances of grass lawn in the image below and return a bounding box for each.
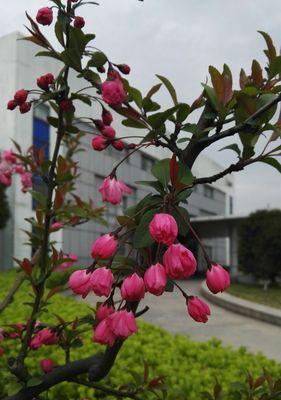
[227,283,281,310]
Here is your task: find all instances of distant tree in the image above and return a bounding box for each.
[0,184,10,229]
[238,209,281,284]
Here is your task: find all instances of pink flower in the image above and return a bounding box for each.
[21,172,32,191]
[117,64,131,75]
[206,264,231,294]
[19,102,31,114]
[14,89,28,105]
[101,79,126,108]
[37,73,54,91]
[57,253,78,271]
[74,16,85,29]
[90,234,118,259]
[102,110,113,126]
[121,273,145,301]
[51,222,63,232]
[108,310,137,340]
[96,303,115,321]
[93,319,116,346]
[60,99,74,111]
[92,136,108,151]
[40,358,54,374]
[112,139,125,151]
[0,161,12,186]
[14,164,25,174]
[163,243,197,279]
[187,297,211,323]
[3,149,17,164]
[102,126,116,139]
[149,213,178,246]
[99,176,131,205]
[7,100,17,110]
[68,269,92,298]
[30,328,59,350]
[144,263,167,296]
[36,7,53,26]
[90,267,114,297]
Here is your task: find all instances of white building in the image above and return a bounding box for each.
[0,32,234,272]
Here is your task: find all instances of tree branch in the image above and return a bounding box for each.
[0,274,25,315]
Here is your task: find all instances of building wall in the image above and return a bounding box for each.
[0,32,234,270]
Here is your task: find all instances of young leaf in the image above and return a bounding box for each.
[133,209,160,248]
[151,158,170,187]
[219,144,241,157]
[156,74,178,105]
[260,157,281,173]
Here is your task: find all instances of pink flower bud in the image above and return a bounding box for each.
[102,109,113,126]
[163,243,197,279]
[37,73,54,91]
[92,135,108,151]
[149,213,178,246]
[117,64,131,75]
[206,264,231,294]
[7,100,17,110]
[40,358,54,374]
[14,90,28,105]
[30,328,59,349]
[96,303,115,321]
[3,150,17,164]
[21,172,32,190]
[36,7,53,26]
[121,273,145,301]
[68,269,92,298]
[112,139,125,151]
[60,99,74,112]
[51,222,63,232]
[97,66,106,73]
[93,319,116,346]
[101,79,126,108]
[90,234,118,259]
[57,253,78,271]
[99,176,131,205]
[102,126,116,139]
[187,297,211,323]
[19,102,31,114]
[144,263,167,296]
[74,16,85,29]
[14,164,25,174]
[108,310,137,340]
[90,267,114,297]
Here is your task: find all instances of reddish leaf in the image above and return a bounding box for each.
[239,68,248,89]
[209,66,224,104]
[251,60,263,86]
[21,258,33,276]
[170,155,179,185]
[258,31,277,62]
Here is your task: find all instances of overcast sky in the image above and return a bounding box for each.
[2,0,281,214]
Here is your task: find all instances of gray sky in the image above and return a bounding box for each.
[2,0,281,214]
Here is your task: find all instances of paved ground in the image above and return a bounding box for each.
[82,279,281,362]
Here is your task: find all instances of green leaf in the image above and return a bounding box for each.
[55,18,65,47]
[209,66,224,104]
[151,158,170,187]
[269,56,281,78]
[128,87,143,108]
[260,157,281,173]
[61,48,82,71]
[171,206,190,237]
[156,74,178,105]
[148,105,180,129]
[219,144,241,157]
[177,161,194,186]
[27,377,43,388]
[202,84,218,111]
[47,116,59,128]
[35,51,61,61]
[176,103,190,123]
[135,180,165,194]
[87,51,108,68]
[122,119,147,129]
[133,209,160,248]
[258,31,277,62]
[71,93,92,106]
[146,83,162,99]
[80,69,101,86]
[165,278,174,293]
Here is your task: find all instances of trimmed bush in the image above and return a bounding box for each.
[0,271,280,399]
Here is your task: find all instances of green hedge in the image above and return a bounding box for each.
[0,271,280,399]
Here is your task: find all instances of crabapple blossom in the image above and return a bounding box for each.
[102,126,116,139]
[117,64,131,75]
[19,102,31,114]
[187,297,211,323]
[206,264,231,294]
[107,310,137,340]
[3,150,17,164]
[7,100,17,110]
[90,233,118,259]
[92,135,108,151]
[14,89,28,105]
[36,7,53,26]
[102,109,113,126]
[40,359,54,374]
[68,269,92,298]
[30,328,59,350]
[90,267,114,297]
[99,176,131,205]
[74,16,85,29]
[149,213,178,246]
[144,263,167,296]
[96,303,115,321]
[121,273,145,301]
[163,243,197,279]
[101,79,126,107]
[93,319,116,346]
[112,139,125,151]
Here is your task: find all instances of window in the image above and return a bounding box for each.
[229,196,233,215]
[141,154,154,171]
[204,185,214,199]
[32,105,50,210]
